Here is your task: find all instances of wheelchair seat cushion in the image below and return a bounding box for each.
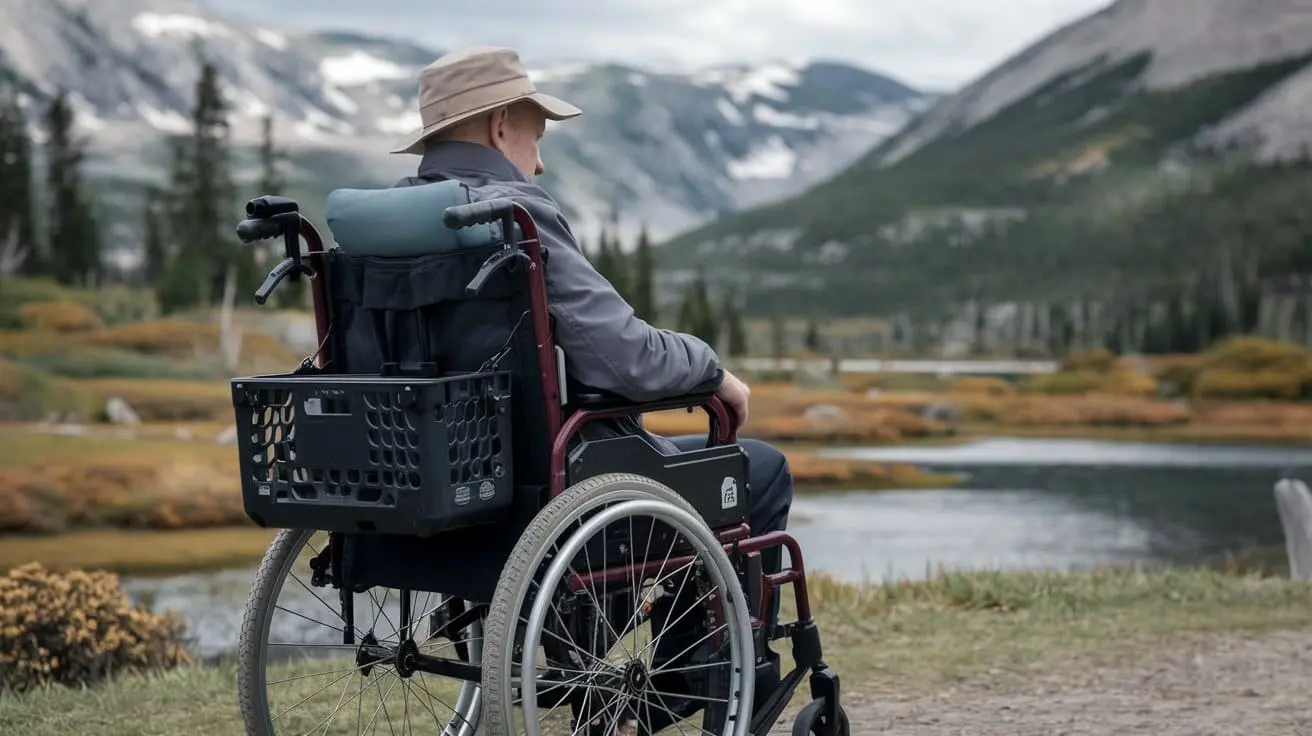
[325,180,503,258]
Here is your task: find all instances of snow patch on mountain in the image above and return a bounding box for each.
[320,51,412,86]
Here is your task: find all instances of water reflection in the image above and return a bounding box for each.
[124,438,1312,659]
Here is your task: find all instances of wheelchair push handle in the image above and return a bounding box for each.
[236,218,282,243]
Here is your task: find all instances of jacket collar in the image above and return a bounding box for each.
[415,141,529,184]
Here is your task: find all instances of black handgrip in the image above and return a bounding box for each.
[443,199,514,229]
[246,195,298,219]
[236,218,282,243]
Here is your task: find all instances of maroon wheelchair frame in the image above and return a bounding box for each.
[293,203,814,627]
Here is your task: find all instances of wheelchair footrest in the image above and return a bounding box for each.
[232,370,515,536]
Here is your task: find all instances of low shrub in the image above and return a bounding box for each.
[0,277,155,328]
[0,361,83,421]
[947,376,1016,396]
[1026,367,1157,397]
[1060,349,1117,374]
[86,318,295,364]
[1191,369,1306,401]
[1197,336,1309,374]
[996,396,1191,427]
[0,454,244,534]
[15,348,218,381]
[18,301,105,333]
[73,378,232,422]
[0,563,190,693]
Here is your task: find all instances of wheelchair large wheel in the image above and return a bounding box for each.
[237,528,484,735]
[481,473,755,735]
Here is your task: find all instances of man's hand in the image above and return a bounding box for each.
[716,369,751,427]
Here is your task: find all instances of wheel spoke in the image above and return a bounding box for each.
[239,529,484,736]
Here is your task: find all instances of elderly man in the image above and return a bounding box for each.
[391,44,790,720]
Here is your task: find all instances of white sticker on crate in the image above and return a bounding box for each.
[720,476,738,509]
[454,485,471,505]
[478,480,495,501]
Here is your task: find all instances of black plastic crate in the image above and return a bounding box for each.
[231,370,514,536]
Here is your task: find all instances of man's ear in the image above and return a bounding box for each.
[487,107,510,152]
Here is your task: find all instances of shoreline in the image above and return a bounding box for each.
[1,427,1306,577]
[4,565,1311,734]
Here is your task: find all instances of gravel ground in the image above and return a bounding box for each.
[772,628,1312,735]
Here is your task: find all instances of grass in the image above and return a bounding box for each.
[0,527,276,577]
[0,565,1309,734]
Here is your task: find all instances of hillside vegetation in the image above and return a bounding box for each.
[662,46,1312,349]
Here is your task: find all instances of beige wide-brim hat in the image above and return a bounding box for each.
[390,46,582,155]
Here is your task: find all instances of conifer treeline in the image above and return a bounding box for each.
[585,219,748,356]
[0,52,286,314]
[0,84,102,286]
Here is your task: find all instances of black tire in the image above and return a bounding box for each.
[791,698,851,736]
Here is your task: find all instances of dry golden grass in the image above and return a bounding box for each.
[68,378,232,422]
[0,317,299,376]
[0,527,276,577]
[0,425,244,534]
[645,382,950,444]
[17,301,105,333]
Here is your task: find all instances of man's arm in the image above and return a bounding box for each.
[512,193,723,403]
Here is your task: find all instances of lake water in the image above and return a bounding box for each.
[123,437,1312,658]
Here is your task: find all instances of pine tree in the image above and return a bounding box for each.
[140,187,166,285]
[256,115,303,310]
[803,318,821,353]
[0,84,37,275]
[160,56,255,310]
[719,287,747,357]
[769,314,787,361]
[630,222,657,323]
[42,90,101,287]
[258,115,283,194]
[677,270,717,347]
[594,226,630,300]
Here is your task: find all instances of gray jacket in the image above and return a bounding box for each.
[395,141,723,427]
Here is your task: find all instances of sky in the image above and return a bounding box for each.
[210,0,1114,91]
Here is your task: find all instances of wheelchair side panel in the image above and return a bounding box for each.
[566,433,750,531]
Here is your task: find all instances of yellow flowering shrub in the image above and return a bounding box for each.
[0,563,190,692]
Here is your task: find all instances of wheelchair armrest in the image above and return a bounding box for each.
[564,390,739,446]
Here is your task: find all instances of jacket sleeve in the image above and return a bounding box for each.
[512,193,724,402]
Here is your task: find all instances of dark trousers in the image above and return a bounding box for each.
[638,435,793,725]
[665,435,794,537]
[648,435,793,639]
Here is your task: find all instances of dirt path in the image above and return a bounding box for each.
[775,628,1312,735]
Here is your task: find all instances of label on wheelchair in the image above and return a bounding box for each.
[721,476,739,510]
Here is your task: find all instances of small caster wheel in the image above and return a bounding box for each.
[791,697,850,736]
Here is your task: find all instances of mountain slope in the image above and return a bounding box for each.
[0,0,933,245]
[660,0,1312,318]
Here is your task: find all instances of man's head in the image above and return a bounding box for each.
[431,100,547,178]
[390,46,581,179]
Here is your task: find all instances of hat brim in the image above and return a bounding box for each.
[389,91,582,155]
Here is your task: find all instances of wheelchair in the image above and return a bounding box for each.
[228,181,849,735]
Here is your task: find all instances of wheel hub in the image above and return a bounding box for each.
[394,638,420,679]
[623,660,650,693]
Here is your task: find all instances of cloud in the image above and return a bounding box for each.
[212,0,1113,90]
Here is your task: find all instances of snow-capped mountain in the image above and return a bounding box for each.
[660,0,1312,318]
[0,0,933,242]
[877,0,1312,165]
